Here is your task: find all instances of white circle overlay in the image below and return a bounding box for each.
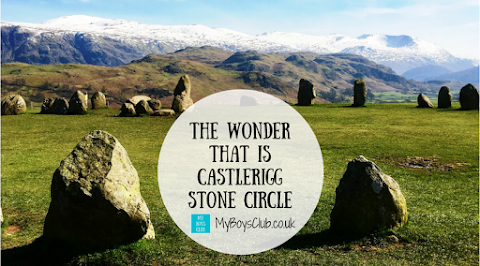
[158,90,323,255]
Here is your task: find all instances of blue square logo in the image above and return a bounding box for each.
[191,214,210,233]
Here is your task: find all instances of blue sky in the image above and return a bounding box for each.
[2,0,479,59]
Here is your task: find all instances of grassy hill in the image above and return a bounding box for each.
[2,47,446,108]
[1,59,297,108]
[1,104,478,265]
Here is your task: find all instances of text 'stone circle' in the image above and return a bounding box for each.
[158,90,323,255]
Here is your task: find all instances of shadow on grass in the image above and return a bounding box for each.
[2,236,106,266]
[279,228,365,250]
[435,108,479,112]
[313,104,360,108]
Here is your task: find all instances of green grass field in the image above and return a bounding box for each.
[1,103,478,265]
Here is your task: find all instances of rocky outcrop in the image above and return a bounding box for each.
[68,91,87,114]
[119,103,136,117]
[91,92,107,109]
[1,94,27,115]
[459,84,479,110]
[352,79,367,107]
[437,86,452,108]
[43,130,155,248]
[171,75,194,113]
[297,79,315,106]
[240,72,292,93]
[330,155,408,235]
[417,93,434,108]
[223,50,262,64]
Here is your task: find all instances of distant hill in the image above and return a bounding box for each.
[427,67,479,84]
[158,47,428,93]
[1,47,430,106]
[402,65,453,81]
[2,15,478,74]
[403,65,479,84]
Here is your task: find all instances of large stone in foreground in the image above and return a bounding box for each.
[91,91,107,109]
[352,79,367,107]
[68,91,87,114]
[417,93,434,108]
[171,75,194,113]
[43,130,155,248]
[437,86,452,108]
[297,79,316,106]
[330,155,408,235]
[1,94,27,115]
[459,83,479,110]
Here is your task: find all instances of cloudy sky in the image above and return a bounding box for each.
[2,0,479,59]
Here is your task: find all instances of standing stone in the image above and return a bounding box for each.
[135,100,154,115]
[127,95,151,106]
[330,155,408,235]
[148,99,162,111]
[50,98,69,115]
[352,79,367,107]
[297,79,316,106]
[459,84,479,110]
[43,130,155,248]
[1,94,27,115]
[119,103,136,117]
[68,91,87,114]
[171,75,194,113]
[417,93,434,108]
[41,98,55,114]
[91,92,107,109]
[437,86,452,108]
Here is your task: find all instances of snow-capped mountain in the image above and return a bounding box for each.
[257,32,476,74]
[2,15,477,74]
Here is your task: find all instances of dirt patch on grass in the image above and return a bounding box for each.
[323,235,415,254]
[3,224,21,236]
[381,156,468,171]
[350,242,412,253]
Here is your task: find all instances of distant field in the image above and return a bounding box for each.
[372,91,438,103]
[1,103,478,265]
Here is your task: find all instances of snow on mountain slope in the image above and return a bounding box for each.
[3,15,290,52]
[2,15,478,73]
[257,32,461,73]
